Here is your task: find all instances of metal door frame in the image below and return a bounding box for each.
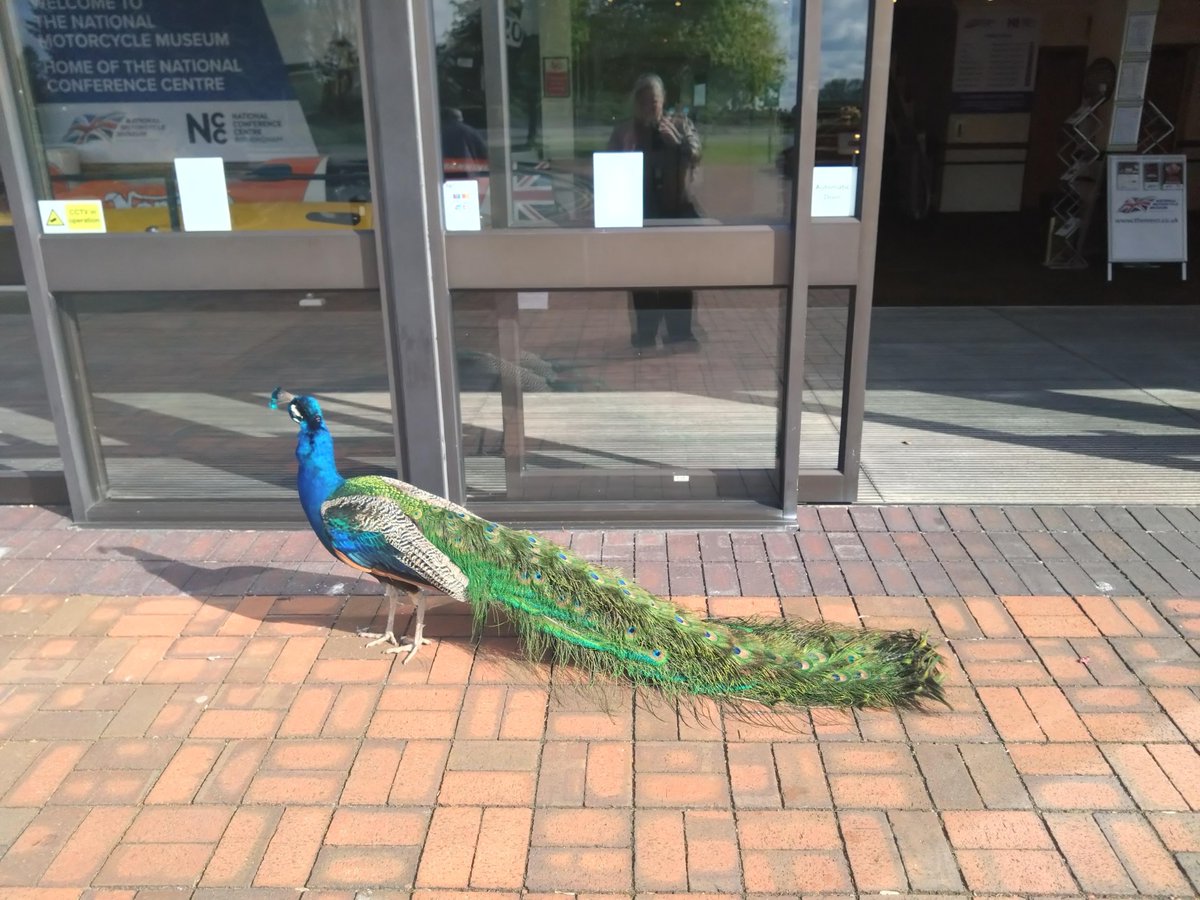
[0,0,456,525]
[0,0,892,526]
[418,0,894,525]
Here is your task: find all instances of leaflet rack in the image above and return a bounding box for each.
[1044,94,1106,269]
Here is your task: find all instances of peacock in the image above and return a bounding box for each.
[271,388,945,709]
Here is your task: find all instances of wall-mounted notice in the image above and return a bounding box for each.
[951,10,1039,113]
[811,166,858,217]
[174,157,232,231]
[542,57,570,99]
[593,152,643,228]
[1107,154,1188,280]
[16,0,316,164]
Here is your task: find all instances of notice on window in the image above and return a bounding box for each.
[38,199,106,234]
[593,152,643,228]
[174,157,232,231]
[443,180,481,231]
[17,0,317,164]
[1108,154,1187,264]
[812,167,858,218]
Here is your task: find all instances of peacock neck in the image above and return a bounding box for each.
[295,424,344,545]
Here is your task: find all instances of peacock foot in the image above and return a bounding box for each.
[386,636,432,665]
[359,629,398,648]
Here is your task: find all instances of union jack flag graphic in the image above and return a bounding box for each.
[510,161,593,224]
[63,112,125,144]
[1119,196,1155,213]
[512,163,558,223]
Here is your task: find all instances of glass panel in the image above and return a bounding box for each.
[433,0,803,228]
[1,290,62,479]
[1,1,370,233]
[0,166,62,481]
[453,287,786,503]
[64,291,392,499]
[798,287,849,468]
[810,0,868,217]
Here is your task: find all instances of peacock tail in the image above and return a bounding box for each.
[330,475,946,710]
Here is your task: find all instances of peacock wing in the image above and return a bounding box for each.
[320,492,468,600]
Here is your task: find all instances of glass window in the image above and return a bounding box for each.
[433,0,803,228]
[1,289,62,479]
[799,287,849,468]
[0,169,62,482]
[453,286,786,503]
[810,0,868,217]
[1,1,370,233]
[63,291,392,499]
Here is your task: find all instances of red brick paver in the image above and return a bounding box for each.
[1,504,1199,895]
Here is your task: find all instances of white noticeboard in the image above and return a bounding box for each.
[593,152,644,228]
[1107,154,1188,281]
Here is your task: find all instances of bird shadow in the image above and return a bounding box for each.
[100,546,537,671]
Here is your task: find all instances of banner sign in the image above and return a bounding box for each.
[951,11,1039,113]
[16,0,316,163]
[1107,154,1188,272]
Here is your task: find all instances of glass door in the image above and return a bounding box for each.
[428,0,812,521]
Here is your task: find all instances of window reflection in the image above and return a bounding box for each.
[433,0,803,228]
[1,1,371,233]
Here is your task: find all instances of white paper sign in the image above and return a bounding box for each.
[517,292,549,310]
[38,199,106,234]
[593,152,643,228]
[442,180,482,231]
[1108,154,1188,264]
[174,158,232,232]
[811,167,858,217]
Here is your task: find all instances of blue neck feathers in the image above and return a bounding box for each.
[294,422,344,546]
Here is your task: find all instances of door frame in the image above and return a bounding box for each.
[420,0,894,524]
[0,0,893,526]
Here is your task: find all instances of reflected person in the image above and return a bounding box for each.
[441,107,488,178]
[607,74,702,351]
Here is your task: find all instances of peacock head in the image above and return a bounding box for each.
[269,387,324,431]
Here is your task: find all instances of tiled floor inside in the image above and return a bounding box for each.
[1,503,1198,897]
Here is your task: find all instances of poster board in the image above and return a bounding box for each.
[15,0,318,164]
[950,10,1039,113]
[1107,154,1188,279]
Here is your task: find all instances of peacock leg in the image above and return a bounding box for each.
[387,590,432,664]
[362,583,400,648]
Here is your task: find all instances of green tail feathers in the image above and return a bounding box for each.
[390,483,944,710]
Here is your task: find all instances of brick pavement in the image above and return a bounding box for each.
[0,503,1198,898]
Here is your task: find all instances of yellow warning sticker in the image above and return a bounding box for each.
[38,199,107,234]
[64,203,104,231]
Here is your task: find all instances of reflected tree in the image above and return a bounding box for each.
[437,0,784,143]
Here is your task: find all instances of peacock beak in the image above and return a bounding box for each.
[269,387,295,410]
